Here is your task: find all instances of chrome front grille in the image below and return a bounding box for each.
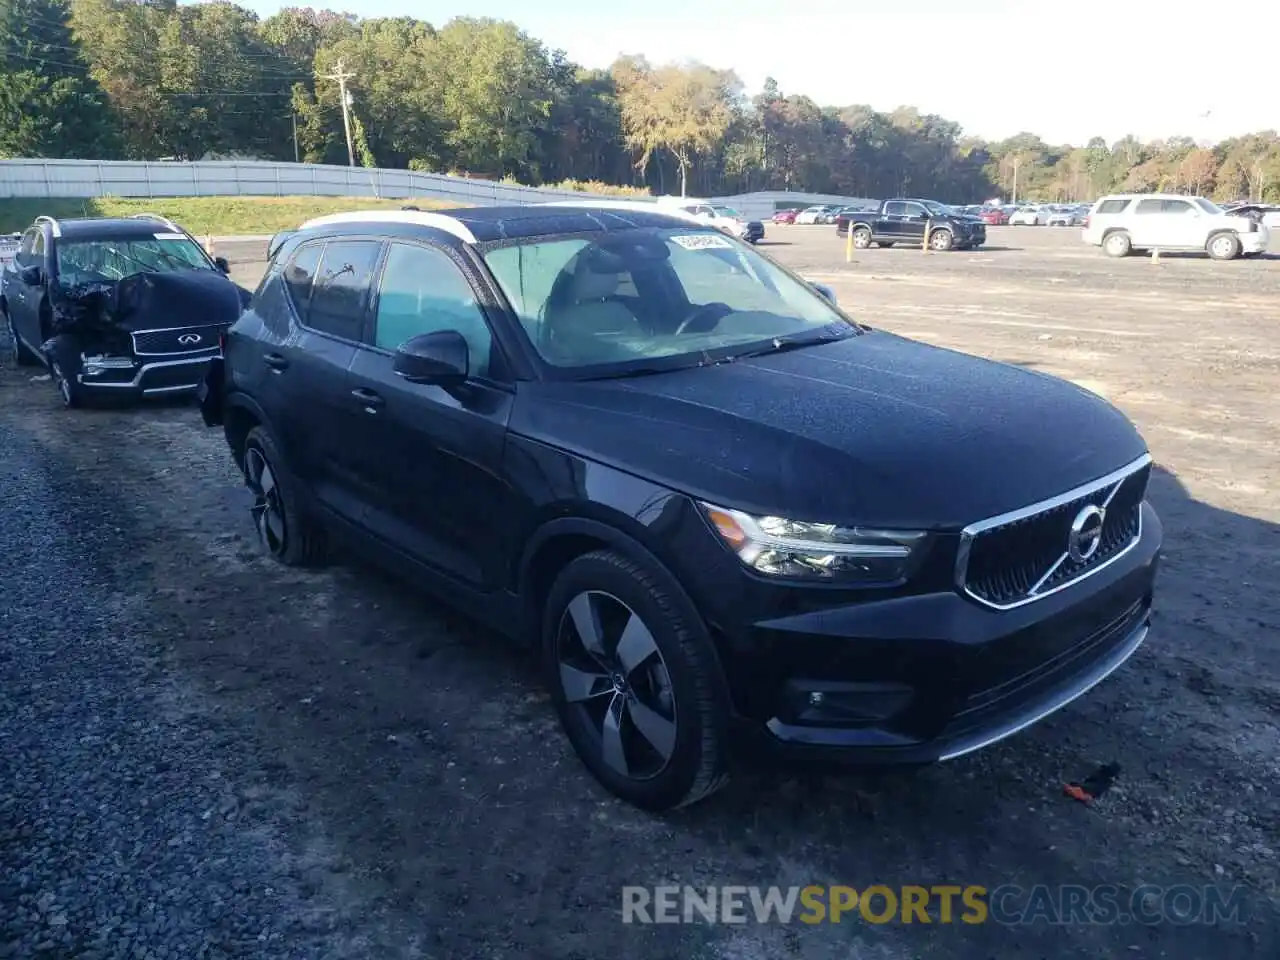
[956,455,1152,610]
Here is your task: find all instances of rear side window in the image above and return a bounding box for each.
[306,240,381,340]
[283,242,323,316]
[1096,198,1130,214]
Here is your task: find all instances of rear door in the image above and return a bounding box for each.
[269,237,383,525]
[1127,197,1173,247]
[345,239,517,588]
[879,201,910,239]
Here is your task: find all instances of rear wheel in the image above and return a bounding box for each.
[1103,231,1132,258]
[543,549,730,811]
[851,226,872,249]
[242,426,328,566]
[1206,232,1241,261]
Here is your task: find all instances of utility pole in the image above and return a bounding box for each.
[291,112,299,163]
[1011,155,1020,204]
[321,59,357,167]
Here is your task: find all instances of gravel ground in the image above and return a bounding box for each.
[1,224,1277,959]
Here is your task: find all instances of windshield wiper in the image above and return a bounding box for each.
[723,330,848,362]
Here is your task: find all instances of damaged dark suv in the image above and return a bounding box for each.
[1,213,246,407]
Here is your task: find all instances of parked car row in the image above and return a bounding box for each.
[2,199,1162,814]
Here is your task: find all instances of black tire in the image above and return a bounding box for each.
[876,241,895,248]
[1206,232,1241,261]
[851,226,873,250]
[1103,231,1132,258]
[5,312,37,366]
[543,549,731,811]
[242,425,328,566]
[48,357,85,409]
[929,228,954,251]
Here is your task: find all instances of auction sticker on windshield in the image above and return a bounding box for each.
[671,233,734,250]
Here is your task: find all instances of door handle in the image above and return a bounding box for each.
[263,353,289,371]
[351,387,384,411]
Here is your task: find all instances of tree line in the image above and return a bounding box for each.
[3,0,1278,203]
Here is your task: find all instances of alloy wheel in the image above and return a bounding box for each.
[555,590,677,781]
[50,361,72,406]
[245,446,287,555]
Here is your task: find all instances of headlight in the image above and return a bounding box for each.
[700,503,928,582]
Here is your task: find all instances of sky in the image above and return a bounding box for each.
[237,0,1279,147]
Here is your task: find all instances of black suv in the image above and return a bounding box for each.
[199,202,1161,811]
[1,213,244,407]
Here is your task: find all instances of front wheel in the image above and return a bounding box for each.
[929,228,954,251]
[543,549,731,811]
[48,358,85,408]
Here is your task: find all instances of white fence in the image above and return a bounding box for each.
[0,158,873,220]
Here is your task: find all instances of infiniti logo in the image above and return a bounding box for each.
[177,333,202,345]
[1068,504,1105,564]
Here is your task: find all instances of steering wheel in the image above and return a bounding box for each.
[674,301,732,336]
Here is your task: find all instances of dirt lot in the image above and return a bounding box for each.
[2,224,1278,959]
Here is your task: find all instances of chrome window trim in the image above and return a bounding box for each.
[954,453,1153,611]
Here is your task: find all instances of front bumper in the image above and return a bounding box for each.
[715,502,1162,766]
[76,352,219,397]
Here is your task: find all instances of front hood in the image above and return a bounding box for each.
[511,332,1147,529]
[53,268,243,335]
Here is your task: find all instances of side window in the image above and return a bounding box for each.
[282,242,323,318]
[1133,199,1164,215]
[883,201,907,216]
[307,240,380,340]
[902,203,928,218]
[373,242,493,378]
[18,228,37,257]
[1096,199,1130,214]
[31,231,45,257]
[1162,199,1195,215]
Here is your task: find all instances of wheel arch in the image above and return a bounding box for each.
[223,391,276,468]
[516,514,730,685]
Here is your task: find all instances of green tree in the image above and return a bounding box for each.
[0,0,118,157]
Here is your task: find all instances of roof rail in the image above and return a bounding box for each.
[33,214,62,238]
[129,212,183,233]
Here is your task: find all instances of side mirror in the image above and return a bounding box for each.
[214,256,231,274]
[394,329,469,386]
[18,264,42,286]
[812,283,837,305]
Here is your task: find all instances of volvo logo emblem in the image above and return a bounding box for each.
[1068,504,1105,564]
[177,333,202,345]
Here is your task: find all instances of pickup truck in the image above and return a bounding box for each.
[835,199,987,251]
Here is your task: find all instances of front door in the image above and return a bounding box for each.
[346,239,516,588]
[896,201,931,244]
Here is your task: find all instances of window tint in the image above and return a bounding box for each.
[283,242,323,317]
[1096,198,1130,214]
[1162,199,1195,214]
[373,242,492,377]
[884,201,908,216]
[1133,199,1164,215]
[307,240,380,339]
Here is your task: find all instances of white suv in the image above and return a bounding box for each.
[1083,193,1270,260]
